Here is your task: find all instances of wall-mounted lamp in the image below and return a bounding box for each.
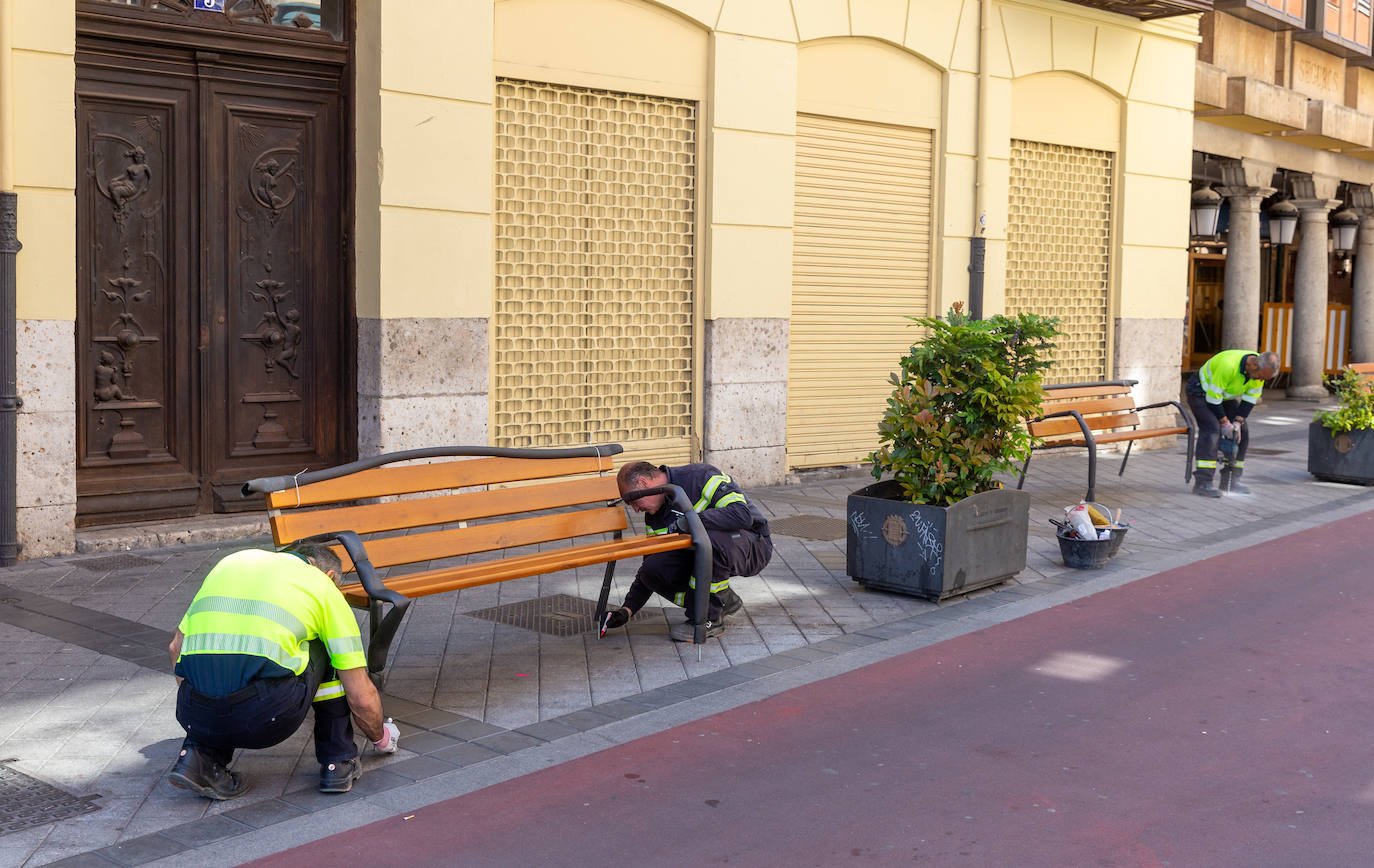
[1189,186,1222,238]
[1331,207,1360,255]
[1268,199,1299,246]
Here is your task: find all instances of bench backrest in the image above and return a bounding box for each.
[265,453,623,573]
[1346,362,1374,377]
[1028,384,1140,442]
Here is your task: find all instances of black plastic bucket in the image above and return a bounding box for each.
[1057,529,1112,569]
[1104,525,1128,557]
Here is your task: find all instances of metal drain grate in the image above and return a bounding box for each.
[813,550,847,570]
[0,759,100,836]
[769,515,848,541]
[464,594,653,637]
[1243,448,1290,456]
[75,554,158,572]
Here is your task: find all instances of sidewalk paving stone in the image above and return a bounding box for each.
[3,396,1372,865]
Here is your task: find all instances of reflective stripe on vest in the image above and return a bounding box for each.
[693,474,731,512]
[179,632,306,673]
[326,635,364,658]
[186,595,308,639]
[314,679,345,703]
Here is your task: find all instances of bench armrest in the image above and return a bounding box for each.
[241,444,625,497]
[1134,398,1193,431]
[623,483,714,645]
[287,530,411,676]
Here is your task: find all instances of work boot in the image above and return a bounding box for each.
[319,758,362,794]
[1192,476,1222,498]
[718,587,743,618]
[668,620,724,643]
[167,747,251,801]
[1220,468,1251,495]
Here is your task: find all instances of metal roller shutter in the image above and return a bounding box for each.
[787,114,933,469]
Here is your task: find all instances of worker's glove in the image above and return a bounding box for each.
[372,719,400,754]
[666,514,692,535]
[602,607,630,631]
[1219,419,1237,440]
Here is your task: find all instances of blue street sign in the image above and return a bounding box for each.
[193,0,224,11]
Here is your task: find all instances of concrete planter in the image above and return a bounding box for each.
[846,482,1030,601]
[1308,422,1374,485]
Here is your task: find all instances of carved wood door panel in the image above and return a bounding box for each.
[76,48,349,525]
[77,67,200,524]
[202,73,344,512]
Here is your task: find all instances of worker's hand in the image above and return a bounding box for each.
[666,514,692,535]
[1220,418,1235,439]
[372,719,400,754]
[602,607,630,631]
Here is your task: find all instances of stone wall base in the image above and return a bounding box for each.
[1114,316,1187,452]
[17,319,76,557]
[703,317,787,487]
[357,316,489,455]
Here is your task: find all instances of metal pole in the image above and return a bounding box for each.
[0,191,21,565]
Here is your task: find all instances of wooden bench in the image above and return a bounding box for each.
[1346,362,1374,381]
[1016,379,1195,503]
[241,445,714,675]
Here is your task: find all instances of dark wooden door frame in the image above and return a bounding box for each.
[75,3,356,526]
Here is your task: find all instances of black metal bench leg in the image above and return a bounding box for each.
[1118,439,1134,477]
[1017,454,1031,490]
[1085,443,1097,504]
[594,559,617,624]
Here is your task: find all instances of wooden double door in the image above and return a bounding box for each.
[76,13,352,526]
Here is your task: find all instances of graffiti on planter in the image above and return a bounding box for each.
[849,511,876,542]
[907,511,943,569]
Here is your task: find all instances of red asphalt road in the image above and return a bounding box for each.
[253,512,1374,867]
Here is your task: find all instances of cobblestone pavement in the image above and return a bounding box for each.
[0,395,1369,867]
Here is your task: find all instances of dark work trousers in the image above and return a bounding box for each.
[1186,393,1250,482]
[631,527,773,622]
[176,639,355,768]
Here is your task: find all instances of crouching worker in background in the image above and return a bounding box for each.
[603,461,773,643]
[167,545,400,799]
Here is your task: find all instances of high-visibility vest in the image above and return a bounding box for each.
[176,549,366,676]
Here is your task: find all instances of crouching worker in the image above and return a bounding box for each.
[603,461,772,643]
[167,544,400,799]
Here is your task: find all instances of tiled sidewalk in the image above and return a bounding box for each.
[1,395,1370,867]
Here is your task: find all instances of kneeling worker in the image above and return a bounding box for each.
[603,461,772,642]
[167,544,400,799]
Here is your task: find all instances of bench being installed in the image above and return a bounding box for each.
[1017,379,1195,503]
[241,445,714,675]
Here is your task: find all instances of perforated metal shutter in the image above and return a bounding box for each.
[1006,140,1114,384]
[493,79,697,466]
[787,114,933,469]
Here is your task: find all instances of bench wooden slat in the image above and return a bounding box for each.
[343,505,627,571]
[266,454,615,509]
[1041,385,1132,400]
[271,476,621,544]
[1055,426,1187,446]
[1035,396,1137,417]
[340,533,694,606]
[1347,362,1374,374]
[1030,411,1141,439]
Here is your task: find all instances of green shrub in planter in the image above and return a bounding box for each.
[1315,367,1374,435]
[867,304,1061,506]
[1309,367,1374,484]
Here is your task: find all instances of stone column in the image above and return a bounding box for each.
[1216,187,1270,351]
[1349,186,1374,364]
[1289,196,1341,399]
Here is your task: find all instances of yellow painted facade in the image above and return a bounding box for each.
[0,0,1201,552]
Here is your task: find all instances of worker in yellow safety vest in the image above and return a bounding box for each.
[1184,349,1280,498]
[167,545,400,799]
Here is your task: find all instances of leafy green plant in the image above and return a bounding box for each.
[1316,367,1374,434]
[868,304,1060,506]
